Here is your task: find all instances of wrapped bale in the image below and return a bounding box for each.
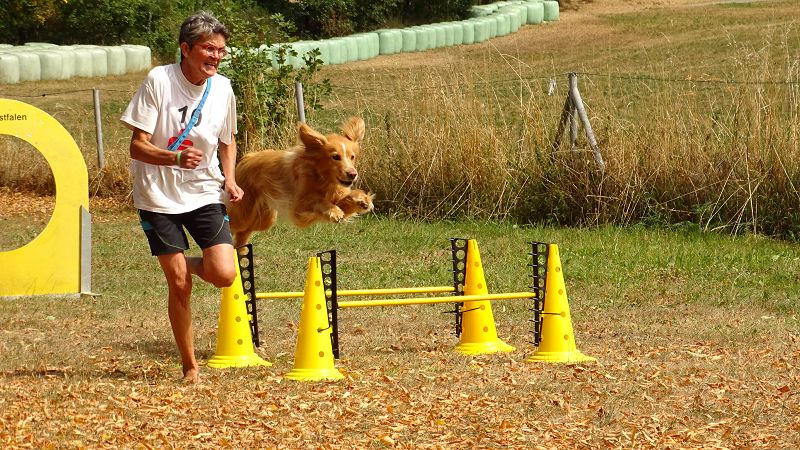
[526,2,544,24]
[543,1,560,21]
[32,50,68,80]
[102,46,127,75]
[0,53,20,84]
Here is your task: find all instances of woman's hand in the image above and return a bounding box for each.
[177,146,203,169]
[225,179,244,203]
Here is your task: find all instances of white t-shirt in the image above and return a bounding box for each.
[120,63,238,214]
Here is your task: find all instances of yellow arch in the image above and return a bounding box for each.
[0,99,89,297]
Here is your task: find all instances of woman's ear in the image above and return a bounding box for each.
[179,42,190,60]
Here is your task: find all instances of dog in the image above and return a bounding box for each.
[227,117,374,247]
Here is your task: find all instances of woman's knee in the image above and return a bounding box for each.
[169,274,193,298]
[207,264,236,288]
[202,244,237,288]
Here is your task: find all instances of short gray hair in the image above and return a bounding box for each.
[179,11,230,47]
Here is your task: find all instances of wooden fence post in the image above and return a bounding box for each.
[92,88,105,170]
[550,72,605,173]
[295,81,306,123]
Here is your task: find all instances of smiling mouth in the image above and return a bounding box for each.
[339,179,354,187]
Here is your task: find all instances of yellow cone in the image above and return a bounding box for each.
[208,249,271,369]
[285,257,344,381]
[527,244,595,364]
[455,240,515,355]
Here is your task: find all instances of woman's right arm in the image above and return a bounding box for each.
[129,128,201,169]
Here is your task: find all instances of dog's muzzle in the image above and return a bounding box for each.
[340,170,358,187]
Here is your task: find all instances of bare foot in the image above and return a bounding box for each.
[182,367,200,384]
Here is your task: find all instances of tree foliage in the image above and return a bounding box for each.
[1,0,476,57]
[0,0,288,62]
[0,0,65,44]
[258,0,473,39]
[220,11,331,154]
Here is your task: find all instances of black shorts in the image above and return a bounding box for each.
[138,203,233,256]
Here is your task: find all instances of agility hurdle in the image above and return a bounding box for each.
[225,238,594,381]
[239,239,546,357]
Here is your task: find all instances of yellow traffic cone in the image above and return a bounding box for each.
[527,244,595,363]
[208,249,271,369]
[285,257,344,381]
[455,239,515,355]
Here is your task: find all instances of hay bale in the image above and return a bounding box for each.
[0,53,20,84]
[102,46,127,75]
[32,50,68,80]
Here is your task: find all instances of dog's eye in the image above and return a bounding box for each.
[332,154,341,161]
[350,155,355,160]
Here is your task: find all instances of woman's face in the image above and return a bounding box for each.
[180,33,227,85]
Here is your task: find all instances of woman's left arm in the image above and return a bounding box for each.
[219,136,243,203]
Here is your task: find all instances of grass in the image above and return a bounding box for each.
[2,207,800,447]
[315,0,800,235]
[2,0,800,446]
[3,2,800,238]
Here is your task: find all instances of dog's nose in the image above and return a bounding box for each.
[346,168,358,180]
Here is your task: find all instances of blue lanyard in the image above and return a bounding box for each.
[168,77,211,151]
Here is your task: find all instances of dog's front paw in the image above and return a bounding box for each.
[338,189,375,216]
[355,196,373,211]
[328,206,345,223]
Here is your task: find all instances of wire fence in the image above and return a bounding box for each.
[1,69,797,190]
[0,87,134,98]
[1,70,798,100]
[328,71,800,93]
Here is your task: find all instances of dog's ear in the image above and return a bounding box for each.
[341,117,365,143]
[298,122,327,150]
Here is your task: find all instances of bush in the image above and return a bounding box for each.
[0,0,60,44]
[0,0,291,62]
[396,0,473,25]
[222,25,332,155]
[0,0,180,58]
[57,0,156,45]
[258,0,472,39]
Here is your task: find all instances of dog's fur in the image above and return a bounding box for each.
[228,117,374,247]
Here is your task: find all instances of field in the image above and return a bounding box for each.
[2,0,800,448]
[2,0,800,234]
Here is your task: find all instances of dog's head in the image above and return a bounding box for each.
[298,117,365,187]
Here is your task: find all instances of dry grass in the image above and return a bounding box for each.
[2,1,798,236]
[2,309,798,448]
[2,2,800,447]
[306,0,800,236]
[2,207,800,447]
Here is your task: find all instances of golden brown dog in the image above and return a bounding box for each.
[228,117,374,247]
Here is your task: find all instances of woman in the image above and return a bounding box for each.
[120,11,243,383]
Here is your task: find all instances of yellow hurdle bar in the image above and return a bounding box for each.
[256,291,304,299]
[337,292,536,308]
[255,286,455,300]
[338,286,455,297]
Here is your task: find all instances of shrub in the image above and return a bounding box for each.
[0,0,64,44]
[259,0,471,39]
[396,0,473,25]
[221,17,332,154]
